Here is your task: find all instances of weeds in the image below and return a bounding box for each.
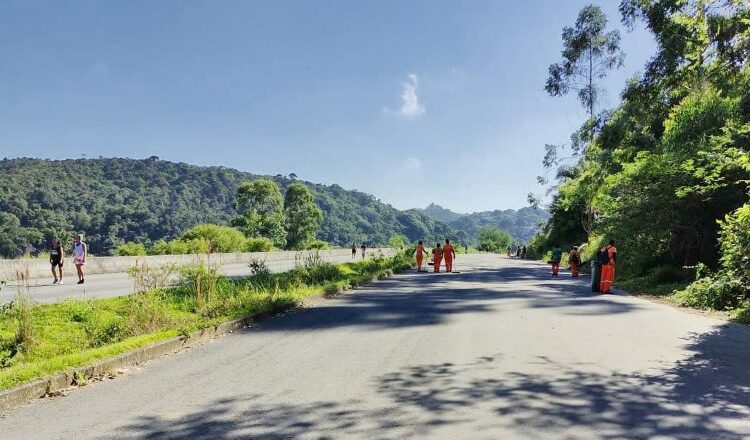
[13,267,33,354]
[127,261,179,293]
[248,257,271,278]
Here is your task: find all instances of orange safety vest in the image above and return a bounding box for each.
[416,244,424,257]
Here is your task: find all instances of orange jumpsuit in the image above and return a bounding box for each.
[600,245,617,293]
[415,244,425,271]
[569,251,580,277]
[433,247,443,273]
[443,244,455,272]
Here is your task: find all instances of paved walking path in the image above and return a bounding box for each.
[2,255,749,439]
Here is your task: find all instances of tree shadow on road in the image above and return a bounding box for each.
[118,325,750,439]
[248,264,642,333]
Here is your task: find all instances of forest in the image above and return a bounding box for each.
[533,1,750,320]
[0,157,461,257]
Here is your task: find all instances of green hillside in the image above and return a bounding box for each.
[0,157,456,257]
[417,204,548,243]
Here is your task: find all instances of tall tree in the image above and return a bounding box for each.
[546,4,625,118]
[234,179,286,247]
[283,182,323,250]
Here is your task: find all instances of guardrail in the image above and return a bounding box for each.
[0,248,396,280]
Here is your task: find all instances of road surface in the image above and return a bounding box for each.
[0,254,362,304]
[1,254,749,439]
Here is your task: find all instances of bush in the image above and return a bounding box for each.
[323,282,340,297]
[306,240,330,250]
[116,242,147,256]
[181,224,246,253]
[248,257,271,278]
[648,265,689,284]
[245,237,273,252]
[718,204,750,287]
[674,273,746,310]
[295,251,340,285]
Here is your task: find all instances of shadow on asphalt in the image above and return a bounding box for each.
[119,325,750,439]
[246,263,640,333]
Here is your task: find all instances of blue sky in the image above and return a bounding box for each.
[0,1,655,213]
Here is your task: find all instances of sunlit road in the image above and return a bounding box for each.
[0,254,361,304]
[2,255,749,439]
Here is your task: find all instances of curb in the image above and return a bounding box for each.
[0,292,329,413]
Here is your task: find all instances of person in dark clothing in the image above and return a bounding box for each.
[49,237,64,284]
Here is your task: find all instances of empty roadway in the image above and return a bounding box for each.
[1,254,749,439]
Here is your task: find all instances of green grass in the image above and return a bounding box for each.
[0,251,412,391]
[616,277,689,297]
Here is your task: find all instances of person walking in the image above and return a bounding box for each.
[360,242,367,259]
[49,237,64,284]
[415,240,425,272]
[550,244,563,277]
[521,246,527,259]
[569,246,580,278]
[73,234,87,284]
[599,240,618,293]
[351,243,357,259]
[443,239,456,273]
[516,245,522,258]
[432,243,443,273]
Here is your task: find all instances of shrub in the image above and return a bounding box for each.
[115,242,147,256]
[127,262,178,293]
[718,204,750,287]
[181,224,246,253]
[323,282,340,297]
[306,240,330,250]
[295,251,340,285]
[179,264,222,311]
[648,265,689,284]
[248,257,271,278]
[245,237,274,252]
[674,273,745,310]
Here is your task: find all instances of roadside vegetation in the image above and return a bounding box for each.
[0,249,414,391]
[529,2,750,324]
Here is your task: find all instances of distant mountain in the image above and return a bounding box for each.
[417,204,548,243]
[0,158,456,257]
[421,203,464,223]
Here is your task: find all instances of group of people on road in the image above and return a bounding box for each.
[548,240,617,294]
[507,245,527,259]
[48,234,88,285]
[414,239,457,273]
[351,243,367,259]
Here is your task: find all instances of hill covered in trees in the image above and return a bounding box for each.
[417,204,548,244]
[0,157,456,257]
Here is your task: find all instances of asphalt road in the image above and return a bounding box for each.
[0,254,362,304]
[2,254,749,439]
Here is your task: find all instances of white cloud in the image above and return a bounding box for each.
[404,157,422,170]
[400,74,425,116]
[384,73,426,117]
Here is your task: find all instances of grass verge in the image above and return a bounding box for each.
[0,250,412,391]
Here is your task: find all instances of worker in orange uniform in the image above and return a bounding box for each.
[432,243,443,273]
[569,246,580,278]
[443,239,456,273]
[599,239,617,293]
[414,240,425,272]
